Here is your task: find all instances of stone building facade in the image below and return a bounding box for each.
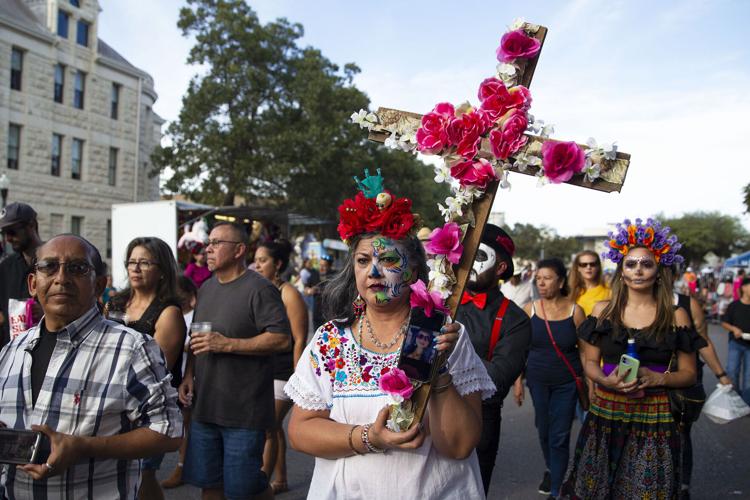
[0,0,162,262]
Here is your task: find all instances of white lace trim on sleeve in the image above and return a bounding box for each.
[448,322,497,400]
[284,373,331,411]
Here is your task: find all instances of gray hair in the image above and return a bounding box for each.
[322,233,429,326]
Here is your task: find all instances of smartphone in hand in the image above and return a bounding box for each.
[618,354,640,384]
[0,428,50,465]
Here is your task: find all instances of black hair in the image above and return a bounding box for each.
[257,239,293,273]
[742,277,750,288]
[212,222,249,244]
[537,257,570,297]
[112,236,180,309]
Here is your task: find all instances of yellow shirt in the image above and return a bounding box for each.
[577,284,611,316]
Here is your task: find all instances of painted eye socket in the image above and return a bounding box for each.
[356,257,369,265]
[476,250,488,262]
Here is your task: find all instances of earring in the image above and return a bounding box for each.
[352,294,366,319]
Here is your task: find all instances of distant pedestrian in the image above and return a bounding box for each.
[569,250,610,316]
[0,202,43,346]
[107,236,187,500]
[254,239,308,494]
[184,246,212,288]
[179,223,291,499]
[721,276,750,405]
[500,263,534,308]
[521,258,585,499]
[733,268,746,301]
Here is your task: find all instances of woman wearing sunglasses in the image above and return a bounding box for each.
[108,236,186,500]
[569,250,610,316]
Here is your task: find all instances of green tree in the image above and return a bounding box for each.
[504,223,582,263]
[153,0,446,227]
[744,183,750,214]
[658,211,750,266]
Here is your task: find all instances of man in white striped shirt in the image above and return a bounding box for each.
[0,234,182,499]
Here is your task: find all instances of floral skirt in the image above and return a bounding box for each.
[560,386,681,500]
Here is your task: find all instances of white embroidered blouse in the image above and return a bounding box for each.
[285,319,495,500]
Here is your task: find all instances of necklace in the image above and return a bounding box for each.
[365,313,410,350]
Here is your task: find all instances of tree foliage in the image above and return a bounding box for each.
[744,183,750,214]
[504,223,581,263]
[152,0,446,227]
[657,211,750,266]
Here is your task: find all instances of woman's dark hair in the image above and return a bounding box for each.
[112,237,180,309]
[323,234,429,326]
[537,257,570,297]
[257,239,293,273]
[402,331,434,363]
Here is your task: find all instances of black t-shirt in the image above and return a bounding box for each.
[31,324,58,406]
[0,252,33,347]
[193,271,291,430]
[723,300,750,347]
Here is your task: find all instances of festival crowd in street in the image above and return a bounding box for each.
[0,199,747,500]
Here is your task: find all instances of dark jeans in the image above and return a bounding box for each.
[477,400,502,495]
[528,380,578,497]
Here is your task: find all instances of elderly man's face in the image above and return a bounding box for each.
[29,236,104,330]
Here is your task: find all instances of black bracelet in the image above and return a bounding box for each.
[715,371,728,379]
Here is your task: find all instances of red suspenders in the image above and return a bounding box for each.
[487,298,510,361]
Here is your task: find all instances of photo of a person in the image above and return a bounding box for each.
[400,326,438,381]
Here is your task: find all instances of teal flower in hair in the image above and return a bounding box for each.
[353,168,384,199]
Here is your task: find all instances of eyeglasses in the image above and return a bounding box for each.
[206,239,242,248]
[35,260,93,276]
[578,262,599,268]
[126,260,158,270]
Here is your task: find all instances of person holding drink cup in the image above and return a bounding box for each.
[179,223,291,500]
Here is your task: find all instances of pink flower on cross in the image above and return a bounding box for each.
[416,102,456,154]
[496,29,541,63]
[409,279,450,318]
[541,140,586,183]
[425,222,464,264]
[449,157,499,189]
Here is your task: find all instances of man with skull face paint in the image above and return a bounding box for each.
[456,224,532,494]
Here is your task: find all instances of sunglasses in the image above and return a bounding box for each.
[416,333,432,341]
[578,262,599,268]
[35,260,93,276]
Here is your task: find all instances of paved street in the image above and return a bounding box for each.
[162,323,750,499]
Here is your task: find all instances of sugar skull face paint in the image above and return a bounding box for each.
[354,236,413,306]
[469,243,496,284]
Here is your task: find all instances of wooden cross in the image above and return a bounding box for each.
[366,22,631,317]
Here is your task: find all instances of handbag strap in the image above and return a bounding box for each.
[539,300,583,389]
[487,298,510,362]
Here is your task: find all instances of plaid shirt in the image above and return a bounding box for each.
[0,306,182,500]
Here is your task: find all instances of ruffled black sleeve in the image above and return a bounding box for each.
[673,326,708,353]
[577,316,611,345]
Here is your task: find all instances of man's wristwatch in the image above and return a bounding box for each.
[715,371,728,379]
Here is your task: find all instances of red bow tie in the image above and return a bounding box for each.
[461,291,488,309]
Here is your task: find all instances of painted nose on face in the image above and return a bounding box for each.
[369,263,382,278]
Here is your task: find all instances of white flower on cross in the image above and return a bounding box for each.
[350,109,378,130]
[434,162,451,184]
[586,137,618,161]
[583,157,601,183]
[513,151,541,172]
[496,63,518,86]
[499,170,512,190]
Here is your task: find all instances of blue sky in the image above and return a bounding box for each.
[99,0,750,236]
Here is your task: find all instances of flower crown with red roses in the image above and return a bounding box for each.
[337,169,416,244]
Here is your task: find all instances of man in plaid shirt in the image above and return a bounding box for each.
[0,235,182,499]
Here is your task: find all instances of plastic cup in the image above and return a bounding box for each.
[190,322,212,335]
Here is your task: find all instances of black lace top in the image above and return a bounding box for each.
[577,316,707,366]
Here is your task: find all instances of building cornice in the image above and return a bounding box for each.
[96,55,158,101]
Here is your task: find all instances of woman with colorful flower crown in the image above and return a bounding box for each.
[561,218,707,500]
[284,170,495,499]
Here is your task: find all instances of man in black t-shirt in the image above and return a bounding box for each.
[721,276,750,405]
[455,224,532,495]
[179,222,291,500]
[0,203,43,347]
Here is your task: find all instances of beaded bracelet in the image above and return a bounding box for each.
[432,373,454,394]
[348,425,364,455]
[361,423,385,453]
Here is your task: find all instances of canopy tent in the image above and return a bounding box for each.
[724,251,750,268]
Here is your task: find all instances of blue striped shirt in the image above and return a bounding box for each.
[0,306,182,499]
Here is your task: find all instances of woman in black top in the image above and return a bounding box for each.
[562,220,705,500]
[108,236,186,500]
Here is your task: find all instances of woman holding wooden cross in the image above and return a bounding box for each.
[284,171,495,499]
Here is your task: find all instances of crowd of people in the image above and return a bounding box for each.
[0,198,746,500]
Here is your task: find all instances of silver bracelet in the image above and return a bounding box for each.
[360,423,385,453]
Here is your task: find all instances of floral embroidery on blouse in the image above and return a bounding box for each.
[311,321,400,396]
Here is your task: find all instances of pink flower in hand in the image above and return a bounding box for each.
[541,140,586,183]
[409,280,450,318]
[496,29,541,63]
[425,222,464,264]
[379,367,414,401]
[416,102,456,154]
[450,158,499,189]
